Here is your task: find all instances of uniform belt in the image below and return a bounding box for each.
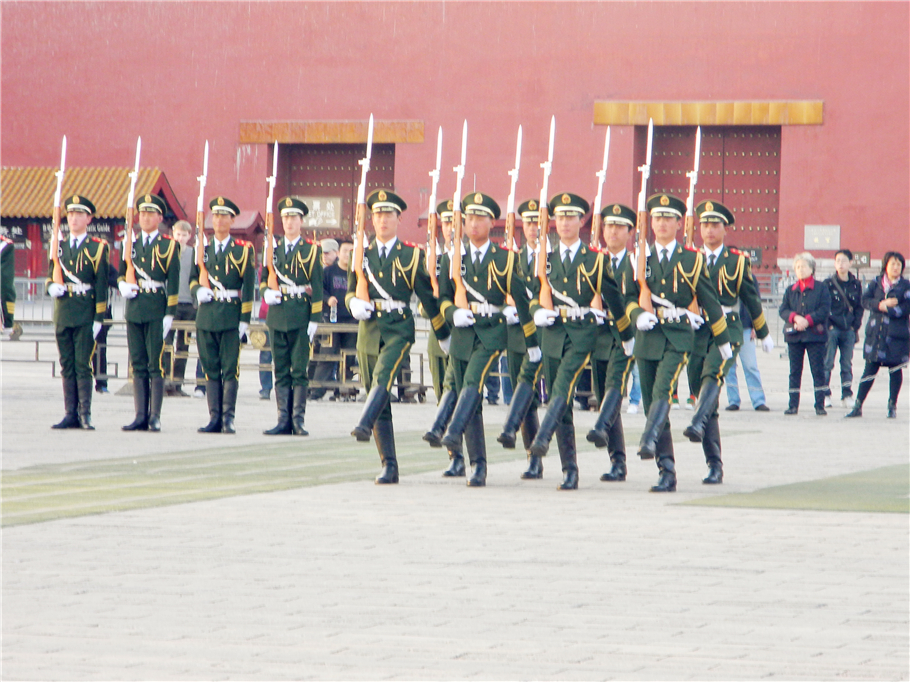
[280,284,311,296]
[213,289,240,301]
[655,306,689,321]
[138,279,164,291]
[469,302,503,316]
[721,305,736,315]
[557,305,591,320]
[65,283,93,295]
[371,299,406,312]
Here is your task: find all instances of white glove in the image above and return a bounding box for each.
[718,342,733,360]
[503,306,519,325]
[118,281,139,299]
[48,283,66,298]
[622,338,635,357]
[349,297,374,321]
[307,321,318,344]
[92,321,102,339]
[238,321,249,341]
[761,335,775,353]
[453,308,476,328]
[162,315,173,340]
[196,287,214,304]
[527,346,542,363]
[685,310,705,330]
[263,289,282,306]
[534,308,558,327]
[591,308,607,325]
[439,336,451,355]
[636,312,658,331]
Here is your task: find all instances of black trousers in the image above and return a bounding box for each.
[787,341,827,409]
[856,360,904,405]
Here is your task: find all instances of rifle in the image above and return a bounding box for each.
[589,126,611,250]
[636,119,655,313]
[352,114,374,302]
[264,140,279,291]
[536,116,556,311]
[123,136,142,285]
[49,135,66,286]
[683,126,702,249]
[426,126,443,297]
[451,120,469,310]
[503,125,522,251]
[195,141,210,289]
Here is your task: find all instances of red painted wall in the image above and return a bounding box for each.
[3,2,907,261]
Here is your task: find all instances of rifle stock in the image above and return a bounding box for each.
[589,211,604,312]
[452,207,468,309]
[265,211,278,290]
[196,207,209,288]
[636,209,653,312]
[536,205,553,310]
[427,211,439,297]
[50,206,64,285]
[124,206,137,284]
[353,202,370,301]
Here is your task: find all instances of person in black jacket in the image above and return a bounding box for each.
[846,252,909,419]
[823,249,864,407]
[779,252,831,415]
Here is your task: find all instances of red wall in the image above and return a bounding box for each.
[3,1,907,261]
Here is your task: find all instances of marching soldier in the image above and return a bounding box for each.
[190,196,256,434]
[47,195,109,429]
[347,189,450,484]
[1,233,15,335]
[681,200,773,483]
[625,193,733,492]
[527,193,633,490]
[260,197,323,436]
[118,194,180,432]
[497,199,546,480]
[586,203,638,483]
[437,192,537,487]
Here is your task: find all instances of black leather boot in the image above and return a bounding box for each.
[76,377,94,430]
[464,411,487,487]
[122,378,150,431]
[527,395,568,458]
[291,386,309,435]
[373,419,399,484]
[498,381,534,449]
[442,445,465,477]
[424,389,457,447]
[264,386,293,435]
[198,379,223,433]
[221,379,238,434]
[586,387,622,448]
[441,388,482,450]
[519,407,543,479]
[148,377,164,432]
[600,417,627,481]
[351,385,390,441]
[887,400,897,419]
[555,422,578,490]
[683,381,719,443]
[52,378,80,429]
[844,399,863,418]
[638,399,670,459]
[701,415,723,484]
[649,425,676,492]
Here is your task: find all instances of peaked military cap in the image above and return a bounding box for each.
[517,198,541,221]
[437,199,455,221]
[209,196,240,217]
[64,194,96,215]
[695,199,735,225]
[601,203,636,228]
[278,196,310,217]
[548,192,589,217]
[462,192,501,220]
[367,189,407,213]
[647,193,686,219]
[136,193,166,214]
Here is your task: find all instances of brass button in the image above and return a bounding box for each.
[661,279,666,285]
[474,276,478,282]
[379,272,384,278]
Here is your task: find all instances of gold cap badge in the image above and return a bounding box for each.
[217,197,225,206]
[612,204,621,215]
[660,195,670,206]
[145,194,151,202]
[285,198,292,207]
[378,190,387,201]
[447,200,454,210]
[528,200,537,210]
[705,201,714,211]
[561,194,571,204]
[474,193,482,204]
[73,195,80,203]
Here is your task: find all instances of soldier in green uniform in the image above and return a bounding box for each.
[625,193,733,492]
[497,199,546,480]
[118,194,180,432]
[436,192,537,487]
[527,193,633,490]
[586,203,638,483]
[47,195,109,429]
[260,196,323,436]
[347,189,450,484]
[681,200,774,483]
[190,196,256,434]
[0,234,15,335]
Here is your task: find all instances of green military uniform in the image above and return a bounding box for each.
[190,196,256,434]
[47,195,109,430]
[527,193,633,491]
[347,189,449,485]
[625,194,732,492]
[1,235,15,330]
[436,193,536,487]
[119,194,180,432]
[261,196,323,436]
[682,200,771,484]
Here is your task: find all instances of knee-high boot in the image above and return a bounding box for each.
[52,377,80,429]
[291,386,309,435]
[373,419,399,484]
[221,379,238,434]
[76,377,94,430]
[198,379,223,432]
[586,387,623,448]
[122,378,150,431]
[650,424,676,492]
[527,396,568,458]
[519,406,543,479]
[555,422,578,490]
[638,399,670,459]
[441,388,482,450]
[423,389,457,447]
[264,386,293,435]
[351,385,390,441]
[683,381,720,443]
[464,411,487,487]
[498,381,535,449]
[148,377,164,432]
[600,415,627,482]
[701,415,723,484]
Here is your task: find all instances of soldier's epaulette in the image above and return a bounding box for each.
[730,247,749,259]
[159,234,173,241]
[684,243,699,252]
[306,238,316,245]
[588,243,603,253]
[401,240,417,248]
[91,236,103,243]
[234,239,251,247]
[0,235,12,243]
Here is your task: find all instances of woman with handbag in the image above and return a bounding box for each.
[846,252,909,419]
[779,252,832,415]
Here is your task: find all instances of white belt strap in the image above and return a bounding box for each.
[138,279,165,291]
[213,289,240,301]
[557,305,591,320]
[469,302,502,316]
[281,284,312,296]
[371,299,406,312]
[66,282,93,295]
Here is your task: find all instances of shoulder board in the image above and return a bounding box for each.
[159,234,173,241]
[307,238,316,245]
[234,239,251,247]
[730,247,748,259]
[91,236,103,243]
[684,244,699,252]
[589,244,603,253]
[0,235,11,242]
[401,240,416,248]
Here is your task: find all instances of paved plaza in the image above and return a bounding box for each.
[1,324,908,680]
